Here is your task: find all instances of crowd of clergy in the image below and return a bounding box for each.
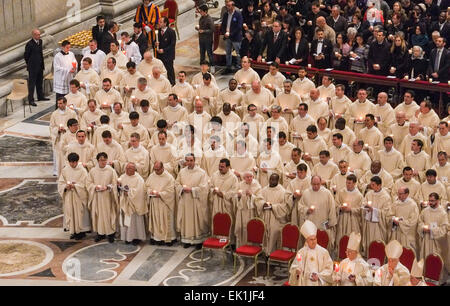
[51,40,449,285]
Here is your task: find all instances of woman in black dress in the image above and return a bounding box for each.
[287,27,309,66]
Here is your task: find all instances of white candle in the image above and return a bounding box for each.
[117,178,122,184]
[225,31,230,36]
[67,181,71,185]
[97,185,102,190]
[308,64,311,68]
[310,205,315,211]
[59,124,64,129]
[364,144,369,148]
[404,75,409,80]
[195,25,199,30]
[367,201,372,206]
[296,12,301,16]
[87,127,92,132]
[214,187,219,192]
[343,203,348,208]
[183,185,187,189]
[429,78,433,83]
[295,189,300,194]
[238,189,243,194]
[155,30,159,43]
[423,225,429,231]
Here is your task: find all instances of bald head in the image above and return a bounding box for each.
[310,88,320,101]
[377,92,388,106]
[144,51,154,62]
[311,175,322,191]
[152,66,161,78]
[251,81,261,93]
[316,16,326,28]
[32,29,41,40]
[395,111,406,124]
[153,161,164,175]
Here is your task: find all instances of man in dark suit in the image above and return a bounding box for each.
[367,30,391,75]
[428,37,450,83]
[132,22,149,57]
[310,28,333,69]
[24,29,50,106]
[92,16,106,52]
[221,0,243,73]
[430,11,450,43]
[257,21,288,64]
[326,5,348,35]
[102,22,118,55]
[156,17,176,85]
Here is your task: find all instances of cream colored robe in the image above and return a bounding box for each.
[376,148,405,179]
[387,122,410,150]
[124,146,150,179]
[317,84,335,102]
[418,181,448,203]
[347,100,376,134]
[137,58,167,79]
[256,150,285,187]
[148,75,172,111]
[306,99,329,122]
[209,170,239,236]
[92,124,119,148]
[300,136,328,167]
[94,139,126,174]
[289,114,316,147]
[299,187,337,250]
[195,83,219,116]
[335,188,364,246]
[287,175,312,224]
[432,162,450,193]
[109,110,130,131]
[150,144,178,177]
[150,130,177,149]
[391,177,421,203]
[87,165,119,235]
[94,88,124,114]
[318,128,332,146]
[187,112,211,140]
[235,179,263,248]
[312,162,339,187]
[359,169,394,194]
[176,166,210,244]
[418,110,440,135]
[58,131,78,176]
[102,51,129,71]
[373,262,410,286]
[172,82,195,113]
[265,116,289,136]
[330,172,349,193]
[80,109,102,132]
[146,170,176,242]
[292,77,316,101]
[118,172,148,241]
[234,68,261,92]
[288,245,334,286]
[261,71,285,96]
[329,144,352,165]
[162,105,188,136]
[361,189,392,256]
[331,127,356,147]
[394,101,420,121]
[132,87,159,113]
[120,123,150,151]
[284,161,311,188]
[138,108,160,135]
[75,68,100,99]
[176,137,204,167]
[431,133,450,164]
[335,256,373,286]
[256,184,291,255]
[405,151,431,182]
[278,142,296,165]
[230,152,257,178]
[329,96,352,128]
[373,103,396,136]
[399,133,430,157]
[57,163,90,234]
[217,88,244,118]
[217,111,241,134]
[275,91,301,125]
[347,151,372,179]
[65,91,88,116]
[99,67,123,87]
[232,134,259,157]
[191,71,217,87]
[388,197,419,252]
[201,146,229,177]
[357,126,384,159]
[65,141,96,171]
[242,87,274,118]
[242,113,265,141]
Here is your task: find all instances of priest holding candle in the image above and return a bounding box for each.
[53,40,78,109]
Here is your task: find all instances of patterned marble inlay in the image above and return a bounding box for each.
[0,135,52,162]
[130,248,177,281]
[0,181,62,225]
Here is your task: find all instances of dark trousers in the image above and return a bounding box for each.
[55,92,66,109]
[199,38,214,66]
[162,59,176,86]
[28,68,44,102]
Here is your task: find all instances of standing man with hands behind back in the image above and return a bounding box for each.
[24,29,50,107]
[156,17,176,86]
[221,1,243,74]
[197,5,215,74]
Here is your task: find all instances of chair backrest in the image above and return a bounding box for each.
[399,247,415,272]
[164,0,178,19]
[338,235,349,260]
[12,79,28,94]
[316,229,329,249]
[160,8,169,18]
[368,240,386,267]
[212,212,232,237]
[424,253,443,282]
[281,224,300,250]
[247,218,265,245]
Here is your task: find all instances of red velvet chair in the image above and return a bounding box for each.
[201,212,232,266]
[267,224,300,276]
[317,229,329,249]
[368,240,386,267]
[338,235,349,260]
[399,247,415,272]
[424,253,443,286]
[234,218,265,277]
[164,0,180,39]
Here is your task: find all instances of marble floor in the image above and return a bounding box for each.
[0,2,288,286]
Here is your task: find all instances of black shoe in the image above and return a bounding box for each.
[79,232,86,239]
[30,101,37,107]
[183,243,191,249]
[95,234,106,242]
[74,233,83,240]
[132,239,141,246]
[38,97,50,101]
[125,241,131,245]
[231,244,236,251]
[157,241,165,246]
[108,234,115,243]
[149,239,156,245]
[70,234,75,240]
[195,243,202,250]
[165,241,173,247]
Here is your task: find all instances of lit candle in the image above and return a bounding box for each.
[308,64,311,68]
[214,187,219,192]
[87,126,92,132]
[225,31,230,37]
[423,225,429,231]
[67,181,71,185]
[423,201,428,207]
[69,105,74,110]
[404,75,409,80]
[364,143,369,148]
[59,124,64,129]
[367,201,372,207]
[195,25,199,30]
[296,12,301,16]
[297,253,302,262]
[429,78,433,83]
[243,23,247,28]
[335,112,339,116]
[334,263,339,273]
[348,167,352,172]
[262,58,266,63]
[310,205,315,211]
[80,81,84,86]
[295,189,300,194]
[183,185,187,189]
[359,116,363,121]
[96,185,102,190]
[408,49,412,54]
[343,203,348,208]
[238,189,243,194]
[394,217,400,223]
[285,61,290,65]
[131,95,136,101]
[117,178,122,184]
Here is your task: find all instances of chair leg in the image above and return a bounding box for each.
[221,249,226,267]
[266,259,270,277]
[254,256,258,277]
[5,99,8,117]
[201,247,204,264]
[233,254,237,273]
[176,25,180,40]
[23,99,26,117]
